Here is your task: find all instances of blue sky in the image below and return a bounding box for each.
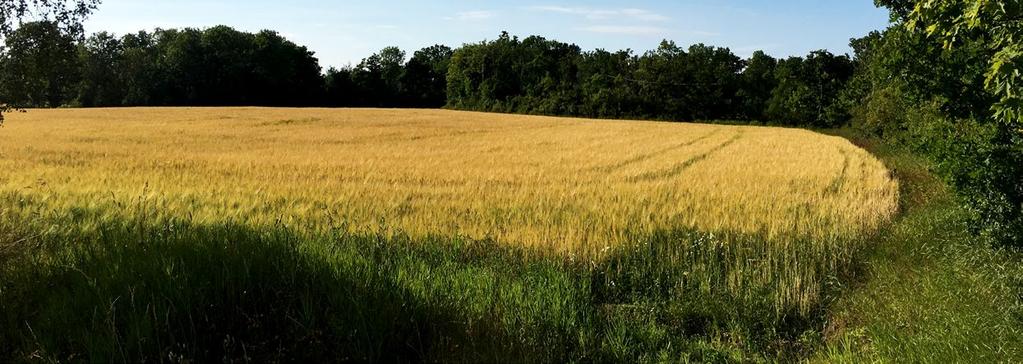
[83,0,892,69]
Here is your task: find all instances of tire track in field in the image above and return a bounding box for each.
[626,131,744,183]
[400,121,582,142]
[326,122,574,146]
[823,147,850,196]
[589,129,722,173]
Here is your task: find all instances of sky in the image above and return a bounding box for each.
[83,0,892,69]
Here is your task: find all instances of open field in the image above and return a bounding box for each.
[0,107,897,252]
[1,0,1019,360]
[0,108,901,361]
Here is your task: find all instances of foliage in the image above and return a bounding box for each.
[632,41,745,121]
[817,131,1023,362]
[445,32,851,126]
[908,0,1023,125]
[906,2,1023,245]
[3,25,326,107]
[765,51,855,127]
[153,26,324,106]
[0,21,80,107]
[401,45,453,107]
[446,32,581,115]
[77,31,123,107]
[738,51,778,120]
[575,48,639,118]
[853,0,1023,246]
[322,45,453,107]
[2,24,864,127]
[0,0,99,36]
[351,46,405,106]
[0,0,99,115]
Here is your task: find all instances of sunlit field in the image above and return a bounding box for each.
[0,108,901,361]
[0,107,896,253]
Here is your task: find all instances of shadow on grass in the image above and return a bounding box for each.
[1,221,592,363]
[591,228,860,361]
[1,208,861,362]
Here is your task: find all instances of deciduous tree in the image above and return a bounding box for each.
[0,21,80,108]
[0,0,100,120]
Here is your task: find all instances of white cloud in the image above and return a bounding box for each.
[577,25,668,36]
[620,8,670,22]
[447,10,496,21]
[528,6,669,21]
[689,30,721,37]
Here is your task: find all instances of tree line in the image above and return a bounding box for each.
[843,0,1021,246]
[446,32,855,127]
[0,23,854,127]
[0,22,452,109]
[0,0,1020,247]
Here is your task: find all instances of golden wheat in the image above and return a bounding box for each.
[0,107,898,253]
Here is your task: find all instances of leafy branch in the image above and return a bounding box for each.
[0,0,100,118]
[909,0,1023,126]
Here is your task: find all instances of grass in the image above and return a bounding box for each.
[816,133,1023,362]
[0,192,849,362]
[0,212,593,362]
[0,108,906,361]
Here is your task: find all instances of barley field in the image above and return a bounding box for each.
[0,107,897,254]
[0,107,901,361]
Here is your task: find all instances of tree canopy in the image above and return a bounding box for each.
[0,21,79,107]
[849,0,1022,245]
[0,0,100,119]
[0,0,99,36]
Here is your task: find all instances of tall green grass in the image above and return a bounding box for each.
[0,187,866,362]
[816,133,1023,362]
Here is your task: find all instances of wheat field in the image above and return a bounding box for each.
[0,107,897,253]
